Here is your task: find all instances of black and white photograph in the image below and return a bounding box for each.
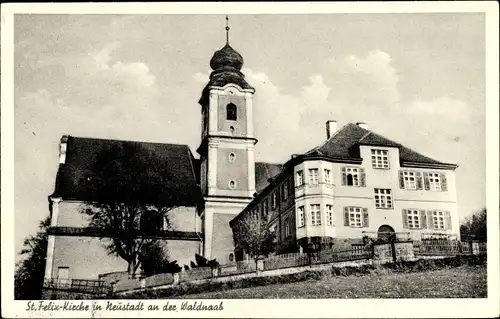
[2,2,499,318]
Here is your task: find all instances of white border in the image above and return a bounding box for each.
[1,2,499,318]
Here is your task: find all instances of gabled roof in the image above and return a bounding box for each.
[51,136,204,209]
[304,123,457,169]
[255,162,284,193]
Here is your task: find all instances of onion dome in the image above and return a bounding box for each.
[209,44,244,70]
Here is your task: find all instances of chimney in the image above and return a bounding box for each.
[59,135,69,164]
[326,120,338,139]
[356,122,368,130]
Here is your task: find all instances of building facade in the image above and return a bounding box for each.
[229,121,459,255]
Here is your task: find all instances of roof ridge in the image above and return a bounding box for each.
[305,122,354,155]
[69,135,190,148]
[358,131,372,142]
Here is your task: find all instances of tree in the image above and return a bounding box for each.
[138,241,181,276]
[460,208,487,242]
[232,211,276,265]
[14,216,50,300]
[80,143,183,278]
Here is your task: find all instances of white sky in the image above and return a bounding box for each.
[13,13,486,258]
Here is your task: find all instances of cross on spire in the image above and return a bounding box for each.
[225,15,230,45]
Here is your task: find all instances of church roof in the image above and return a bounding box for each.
[51,136,204,209]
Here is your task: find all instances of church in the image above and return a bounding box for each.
[44,20,460,282]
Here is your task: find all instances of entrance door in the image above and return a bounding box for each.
[57,266,70,287]
[377,225,395,242]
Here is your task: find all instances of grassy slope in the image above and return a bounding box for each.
[180,265,487,299]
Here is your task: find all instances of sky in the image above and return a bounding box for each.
[13,13,486,259]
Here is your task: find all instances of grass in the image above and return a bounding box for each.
[179,265,487,299]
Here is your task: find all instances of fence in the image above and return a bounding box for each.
[179,267,213,283]
[219,260,256,276]
[42,278,112,299]
[43,239,487,299]
[263,253,309,271]
[413,240,486,256]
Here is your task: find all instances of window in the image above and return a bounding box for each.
[326,205,333,226]
[228,253,234,262]
[400,170,423,190]
[229,152,236,162]
[140,210,163,233]
[371,149,389,169]
[226,103,237,121]
[344,207,369,228]
[262,200,268,216]
[297,206,305,227]
[309,169,319,185]
[271,192,277,209]
[374,188,393,209]
[348,207,362,228]
[296,170,304,186]
[432,211,445,229]
[282,180,289,200]
[402,171,416,190]
[324,169,331,184]
[347,167,360,186]
[407,209,421,229]
[428,173,441,191]
[341,167,365,187]
[229,180,236,189]
[284,218,290,237]
[310,204,321,226]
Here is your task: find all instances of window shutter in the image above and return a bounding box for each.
[341,167,347,186]
[420,210,427,229]
[343,207,349,226]
[416,172,424,190]
[399,170,405,189]
[440,173,448,191]
[362,208,369,228]
[426,210,434,229]
[423,172,430,190]
[402,209,408,229]
[360,168,366,187]
[445,211,452,230]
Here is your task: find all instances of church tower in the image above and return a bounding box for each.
[197,17,257,262]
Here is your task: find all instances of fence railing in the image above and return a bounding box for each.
[44,239,487,299]
[43,278,111,294]
[413,240,486,256]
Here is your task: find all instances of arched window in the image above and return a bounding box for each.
[347,174,354,186]
[140,210,163,233]
[226,103,237,121]
[228,253,234,262]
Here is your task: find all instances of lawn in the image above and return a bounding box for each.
[180,265,487,299]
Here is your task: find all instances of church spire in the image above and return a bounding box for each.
[225,15,230,45]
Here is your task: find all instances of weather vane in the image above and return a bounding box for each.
[225,15,230,45]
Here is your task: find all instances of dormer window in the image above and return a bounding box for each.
[226,103,237,121]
